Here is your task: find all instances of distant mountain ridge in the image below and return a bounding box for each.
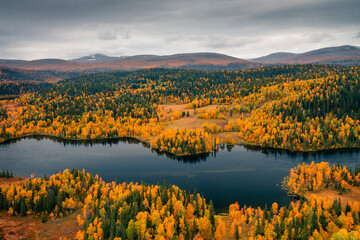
[0,52,259,71]
[251,52,297,63]
[251,45,360,65]
[0,45,359,72]
[71,54,124,63]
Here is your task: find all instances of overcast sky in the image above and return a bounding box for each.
[0,0,359,60]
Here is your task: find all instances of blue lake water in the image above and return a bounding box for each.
[1,136,360,212]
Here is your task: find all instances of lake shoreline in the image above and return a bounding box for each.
[0,134,213,160]
[1,133,360,157]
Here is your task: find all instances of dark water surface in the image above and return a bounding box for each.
[1,137,360,212]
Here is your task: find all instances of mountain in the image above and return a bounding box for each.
[97,52,259,70]
[0,53,260,72]
[251,52,296,63]
[252,45,360,65]
[0,59,84,71]
[71,54,123,63]
[1,46,359,73]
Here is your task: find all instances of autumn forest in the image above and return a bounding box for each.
[1,65,360,156]
[1,64,360,239]
[2,0,360,238]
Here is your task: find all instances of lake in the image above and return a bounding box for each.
[1,136,360,212]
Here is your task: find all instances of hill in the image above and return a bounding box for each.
[0,66,77,83]
[252,45,360,65]
[0,66,79,97]
[1,46,359,72]
[0,53,259,71]
[71,53,123,63]
[251,52,296,63]
[0,59,85,71]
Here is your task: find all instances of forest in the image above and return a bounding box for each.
[0,66,78,83]
[1,162,360,239]
[0,169,216,240]
[0,65,359,155]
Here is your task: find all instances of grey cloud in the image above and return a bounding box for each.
[305,33,334,43]
[356,32,360,38]
[98,31,118,40]
[0,0,359,59]
[122,31,131,40]
[203,36,261,49]
[98,29,130,41]
[250,0,360,29]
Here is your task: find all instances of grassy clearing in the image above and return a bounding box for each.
[214,132,244,144]
[215,214,255,240]
[304,185,360,205]
[0,211,79,240]
[163,104,240,130]
[0,176,28,187]
[0,177,79,239]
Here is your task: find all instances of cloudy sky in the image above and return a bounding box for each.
[0,0,359,60]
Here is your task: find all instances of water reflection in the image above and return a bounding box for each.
[2,136,212,163]
[244,144,360,163]
[2,135,147,148]
[4,135,359,164]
